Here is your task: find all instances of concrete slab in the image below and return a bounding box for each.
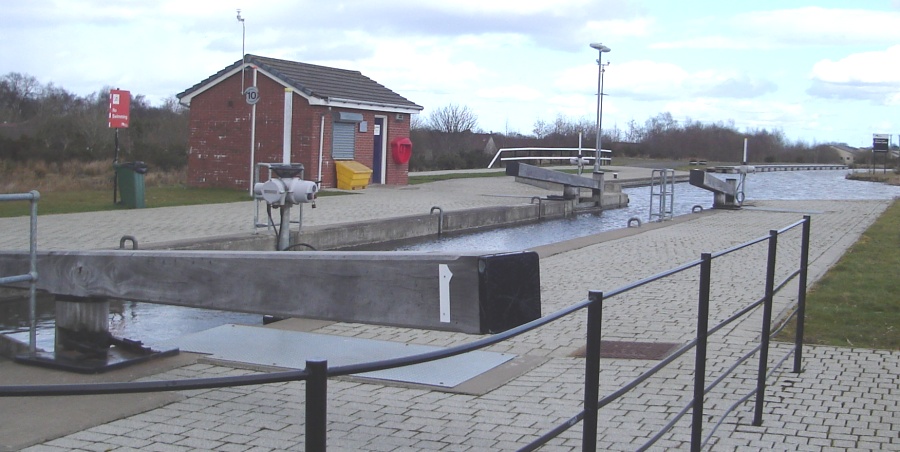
[0,353,197,451]
[157,324,516,388]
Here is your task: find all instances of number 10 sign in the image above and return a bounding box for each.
[244,86,259,105]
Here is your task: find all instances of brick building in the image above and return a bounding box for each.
[177,55,422,190]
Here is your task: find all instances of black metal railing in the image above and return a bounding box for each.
[0,216,812,451]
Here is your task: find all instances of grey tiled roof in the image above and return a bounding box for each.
[178,54,422,110]
[828,144,859,154]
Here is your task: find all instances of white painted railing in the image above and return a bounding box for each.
[487,147,611,168]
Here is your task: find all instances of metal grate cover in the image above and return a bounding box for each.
[571,341,682,360]
[156,324,514,388]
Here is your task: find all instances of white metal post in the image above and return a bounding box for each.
[283,88,292,164]
[248,67,258,195]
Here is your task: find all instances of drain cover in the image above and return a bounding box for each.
[571,341,681,360]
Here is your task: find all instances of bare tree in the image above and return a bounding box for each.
[409,113,425,130]
[532,118,549,138]
[427,104,478,133]
[532,114,597,147]
[0,72,43,122]
[625,119,643,142]
[644,112,678,138]
[604,124,623,144]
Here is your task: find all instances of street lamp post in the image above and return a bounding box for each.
[590,43,610,173]
[237,9,246,93]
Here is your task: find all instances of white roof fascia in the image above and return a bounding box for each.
[309,96,423,114]
[179,66,243,107]
[179,64,293,107]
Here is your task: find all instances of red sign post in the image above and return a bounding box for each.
[108,89,131,128]
[109,89,131,205]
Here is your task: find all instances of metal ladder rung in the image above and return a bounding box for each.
[649,169,675,222]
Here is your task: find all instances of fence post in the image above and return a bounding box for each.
[306,358,328,452]
[28,191,39,354]
[582,291,604,452]
[691,253,712,452]
[793,216,811,373]
[753,230,778,426]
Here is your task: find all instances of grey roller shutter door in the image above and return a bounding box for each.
[333,122,355,160]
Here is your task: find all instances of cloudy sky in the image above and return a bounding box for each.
[5,0,899,148]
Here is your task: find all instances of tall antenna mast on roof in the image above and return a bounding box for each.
[237,9,246,93]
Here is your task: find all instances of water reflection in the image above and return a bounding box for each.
[2,295,260,351]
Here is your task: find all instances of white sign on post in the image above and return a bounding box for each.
[244,86,259,105]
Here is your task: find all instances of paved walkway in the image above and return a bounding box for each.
[1,168,898,451]
[0,166,659,251]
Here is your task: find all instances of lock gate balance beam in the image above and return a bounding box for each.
[505,162,603,190]
[505,161,607,205]
[0,250,540,335]
[689,169,740,209]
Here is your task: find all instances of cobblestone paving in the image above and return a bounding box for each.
[0,166,667,251]
[0,177,553,251]
[4,177,898,451]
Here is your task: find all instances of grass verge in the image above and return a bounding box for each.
[847,171,900,186]
[408,171,505,184]
[0,187,349,218]
[777,199,900,349]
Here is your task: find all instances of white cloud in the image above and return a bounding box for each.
[887,93,900,107]
[547,93,596,115]
[475,85,543,102]
[737,7,900,46]
[582,17,656,38]
[561,61,776,101]
[811,46,900,85]
[5,1,897,146]
[661,98,806,132]
[612,61,689,100]
[650,36,776,50]
[425,0,591,15]
[552,60,686,101]
[652,7,900,50]
[360,44,490,96]
[691,72,778,99]
[808,45,900,103]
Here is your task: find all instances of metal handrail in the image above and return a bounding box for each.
[0,216,812,452]
[487,147,612,168]
[0,191,40,354]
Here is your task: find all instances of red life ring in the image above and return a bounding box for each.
[391,137,412,164]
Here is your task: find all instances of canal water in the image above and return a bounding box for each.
[382,169,900,253]
[2,169,898,351]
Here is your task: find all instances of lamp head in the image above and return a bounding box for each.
[590,43,611,52]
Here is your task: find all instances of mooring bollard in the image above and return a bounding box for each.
[119,235,138,250]
[430,206,444,236]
